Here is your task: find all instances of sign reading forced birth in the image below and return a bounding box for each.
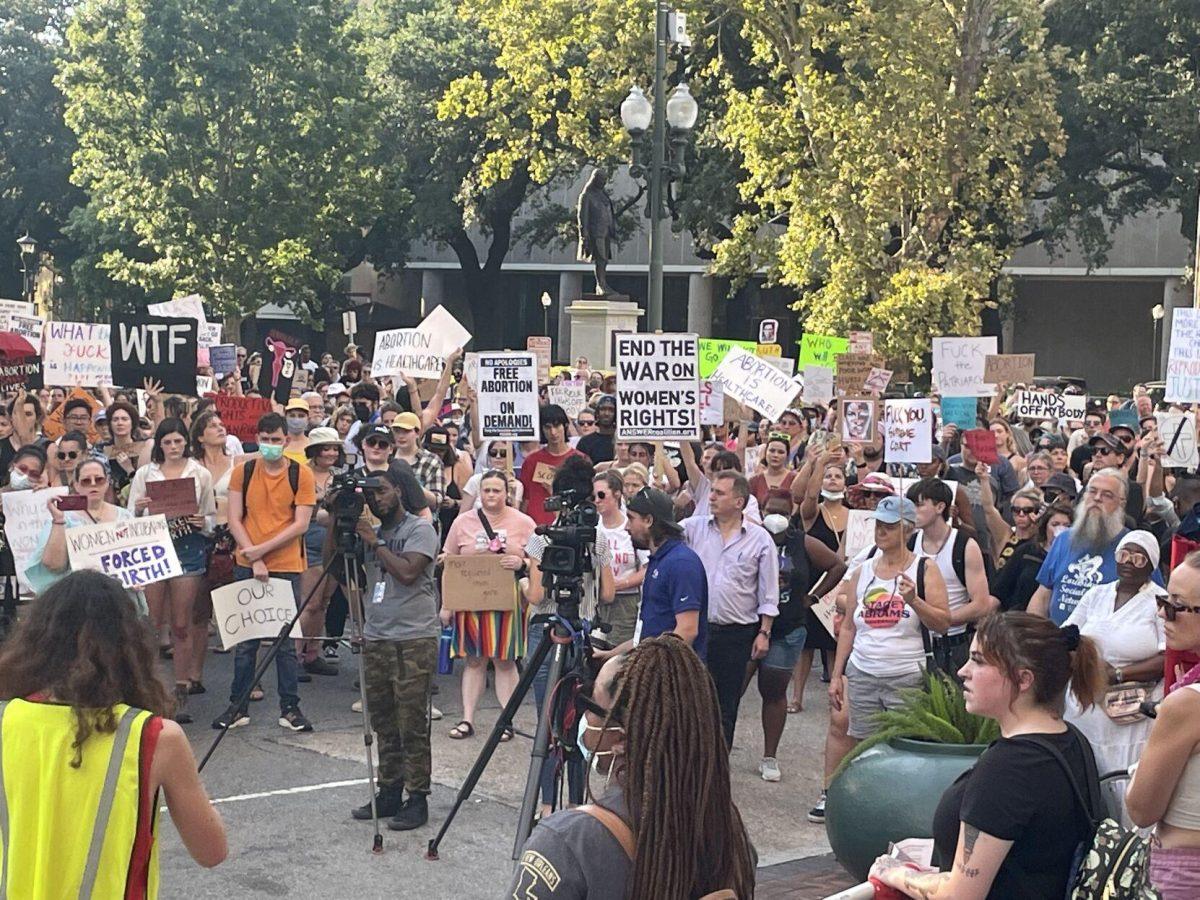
[476,352,539,440]
[65,515,182,590]
[615,333,700,441]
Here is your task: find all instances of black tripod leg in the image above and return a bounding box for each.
[512,638,568,860]
[426,622,556,860]
[343,554,384,853]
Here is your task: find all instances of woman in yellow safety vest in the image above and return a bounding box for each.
[0,569,227,897]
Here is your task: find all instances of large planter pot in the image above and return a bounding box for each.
[825,737,986,881]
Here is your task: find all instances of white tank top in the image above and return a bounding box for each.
[1162,684,1200,831]
[914,526,967,636]
[849,553,927,678]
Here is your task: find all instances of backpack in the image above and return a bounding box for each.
[1015,725,1160,900]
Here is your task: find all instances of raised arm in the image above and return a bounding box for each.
[421,347,463,431]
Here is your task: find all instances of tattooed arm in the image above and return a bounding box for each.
[869,823,1012,900]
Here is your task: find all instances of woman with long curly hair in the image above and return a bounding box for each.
[509,634,756,899]
[0,570,226,895]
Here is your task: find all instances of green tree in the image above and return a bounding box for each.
[58,0,398,322]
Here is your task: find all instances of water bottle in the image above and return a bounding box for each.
[437,625,454,675]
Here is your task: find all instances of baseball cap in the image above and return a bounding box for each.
[393,411,421,431]
[93,409,107,423]
[626,487,683,534]
[1089,432,1125,454]
[1037,434,1065,450]
[361,424,394,445]
[326,382,349,397]
[285,398,309,413]
[1042,473,1078,502]
[872,495,917,525]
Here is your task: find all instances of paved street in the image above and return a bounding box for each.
[159,643,850,898]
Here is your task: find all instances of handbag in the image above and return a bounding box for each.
[1103,681,1156,725]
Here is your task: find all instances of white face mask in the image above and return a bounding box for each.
[821,490,845,502]
[763,513,790,535]
[8,470,32,490]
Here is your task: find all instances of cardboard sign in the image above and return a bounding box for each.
[983,353,1035,385]
[214,395,274,443]
[2,487,69,593]
[110,315,199,395]
[616,333,700,440]
[65,514,182,589]
[531,461,557,488]
[548,381,587,419]
[698,338,756,379]
[210,577,304,649]
[811,590,838,639]
[1166,309,1200,403]
[8,314,43,351]
[712,346,801,421]
[849,331,874,354]
[440,553,520,612]
[843,509,876,560]
[798,333,850,370]
[836,352,885,395]
[42,321,112,386]
[883,399,933,464]
[865,368,893,394]
[146,477,199,518]
[932,336,997,397]
[699,379,725,426]
[209,344,238,376]
[940,396,978,431]
[839,397,878,445]
[803,365,834,406]
[477,352,539,439]
[963,428,999,464]
[1157,413,1199,469]
[758,319,779,344]
[756,343,782,358]
[527,336,552,385]
[1011,389,1087,422]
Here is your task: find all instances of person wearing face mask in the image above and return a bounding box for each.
[343,382,381,457]
[282,398,312,463]
[1063,530,1166,820]
[0,445,47,633]
[991,498,1073,612]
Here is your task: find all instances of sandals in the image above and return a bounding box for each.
[448,721,475,740]
[249,688,265,702]
[787,700,803,714]
[499,726,514,743]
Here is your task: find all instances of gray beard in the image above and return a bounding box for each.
[1070,504,1125,553]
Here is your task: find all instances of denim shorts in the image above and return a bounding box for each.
[175,532,209,576]
[763,626,807,670]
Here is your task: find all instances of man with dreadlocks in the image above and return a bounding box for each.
[508,634,757,899]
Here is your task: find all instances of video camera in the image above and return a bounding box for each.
[328,470,385,553]
[535,487,599,623]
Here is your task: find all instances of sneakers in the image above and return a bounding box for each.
[304,656,339,676]
[279,708,314,732]
[212,705,250,730]
[430,705,443,721]
[351,784,404,821]
[323,644,340,661]
[387,793,428,831]
[173,684,193,725]
[759,757,781,782]
[807,791,826,823]
[351,699,363,713]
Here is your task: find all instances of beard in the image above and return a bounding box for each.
[1070,502,1125,553]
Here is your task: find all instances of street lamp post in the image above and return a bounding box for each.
[540,291,552,336]
[620,5,697,333]
[16,233,37,304]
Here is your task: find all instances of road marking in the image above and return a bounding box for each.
[206,778,369,806]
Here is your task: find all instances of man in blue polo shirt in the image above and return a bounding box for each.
[624,487,708,658]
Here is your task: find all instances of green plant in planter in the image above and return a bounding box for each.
[833,670,1000,780]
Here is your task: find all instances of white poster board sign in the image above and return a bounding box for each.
[843,509,876,560]
[712,346,802,421]
[149,294,207,324]
[2,487,68,593]
[372,328,443,379]
[1166,308,1200,403]
[211,577,304,649]
[699,378,725,426]
[932,337,997,397]
[1011,389,1087,422]
[476,352,539,439]
[417,305,472,356]
[198,322,223,349]
[883,399,933,464]
[42,322,112,386]
[64,514,182,589]
[1157,413,1200,469]
[615,333,700,440]
[548,381,587,419]
[7,314,44,352]
[803,365,834,406]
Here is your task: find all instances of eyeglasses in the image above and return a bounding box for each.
[1117,548,1150,567]
[78,476,107,487]
[1085,486,1119,503]
[577,419,595,427]
[1012,505,1040,517]
[1157,596,1200,621]
[57,450,79,461]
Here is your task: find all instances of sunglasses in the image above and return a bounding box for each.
[595,490,608,500]
[1012,505,1040,517]
[488,450,507,459]
[364,438,392,450]
[577,419,595,427]
[1157,596,1200,621]
[78,476,107,487]
[57,450,79,461]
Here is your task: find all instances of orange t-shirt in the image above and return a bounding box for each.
[229,459,317,573]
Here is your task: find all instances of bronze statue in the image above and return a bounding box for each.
[576,168,619,295]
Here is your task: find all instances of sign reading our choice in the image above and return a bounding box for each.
[42,321,112,386]
[616,333,700,440]
[65,515,182,590]
[211,577,304,650]
[476,352,539,440]
[712,345,802,421]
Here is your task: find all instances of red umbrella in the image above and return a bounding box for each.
[0,332,36,359]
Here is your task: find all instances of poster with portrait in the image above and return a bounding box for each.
[839,397,878,445]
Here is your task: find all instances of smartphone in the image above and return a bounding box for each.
[57,494,88,511]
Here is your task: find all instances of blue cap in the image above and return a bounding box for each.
[873,495,916,525]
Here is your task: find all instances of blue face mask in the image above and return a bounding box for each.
[260,443,284,462]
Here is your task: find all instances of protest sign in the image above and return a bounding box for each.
[547,381,587,419]
[417,305,472,356]
[215,395,273,443]
[257,330,298,402]
[527,336,552,385]
[849,331,874,354]
[196,375,214,395]
[198,322,222,349]
[146,478,199,518]
[758,319,779,344]
[811,591,837,638]
[0,299,34,320]
[210,578,304,650]
[0,333,42,391]
[441,554,520,611]
[209,344,238,376]
[883,399,932,464]
[983,353,1035,385]
[698,338,756,379]
[843,509,876,560]
[7,314,43,351]
[798,334,850,369]
[1167,309,1200,403]
[42,321,112,386]
[65,515,182,590]
[110,315,199,395]
[802,365,834,406]
[964,428,999,464]
[2,486,68,593]
[149,294,206,324]
[1062,393,1087,421]
[865,368,893,394]
[616,333,700,440]
[476,352,539,440]
[932,337,997,397]
[836,352,884,395]
[699,379,729,426]
[1157,413,1200,469]
[372,329,445,379]
[712,346,801,421]
[1010,389,1087,422]
[756,343,782,358]
[839,397,878,445]
[940,396,978,431]
[762,356,795,376]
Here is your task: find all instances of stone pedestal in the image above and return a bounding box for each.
[566,296,644,369]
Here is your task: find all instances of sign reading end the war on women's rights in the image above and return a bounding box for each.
[65,515,182,590]
[616,333,700,441]
[476,352,539,440]
[211,578,305,650]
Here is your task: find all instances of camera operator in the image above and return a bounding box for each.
[524,456,615,818]
[345,462,440,831]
